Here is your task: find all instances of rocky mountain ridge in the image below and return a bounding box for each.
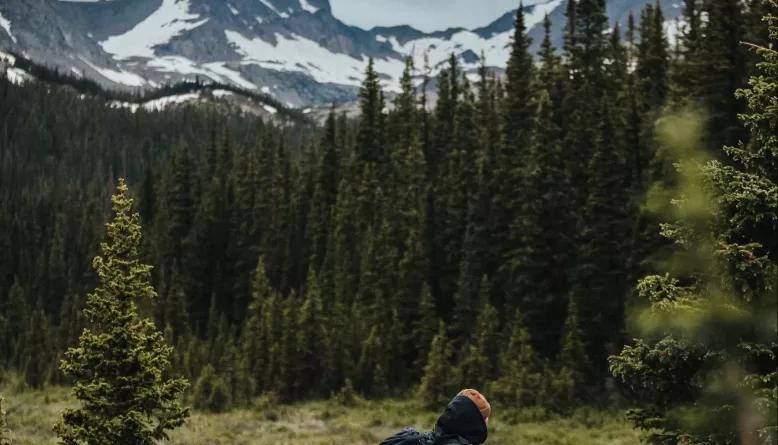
[0,0,682,107]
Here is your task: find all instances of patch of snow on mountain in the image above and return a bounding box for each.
[71,67,82,76]
[6,67,32,84]
[299,0,319,14]
[227,23,524,93]
[228,4,240,15]
[263,104,278,114]
[256,17,264,24]
[0,12,17,44]
[143,92,201,111]
[375,35,388,42]
[258,0,282,15]
[81,57,147,86]
[383,29,512,76]
[100,0,208,59]
[202,62,256,90]
[524,0,564,30]
[212,89,233,97]
[227,30,374,87]
[261,85,271,94]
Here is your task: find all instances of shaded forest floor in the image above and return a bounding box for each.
[2,384,643,445]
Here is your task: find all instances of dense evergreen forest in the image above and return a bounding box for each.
[0,0,775,439]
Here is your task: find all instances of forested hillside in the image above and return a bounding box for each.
[0,0,775,440]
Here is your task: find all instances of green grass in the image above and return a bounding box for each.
[0,385,644,445]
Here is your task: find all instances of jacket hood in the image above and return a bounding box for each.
[434,395,488,444]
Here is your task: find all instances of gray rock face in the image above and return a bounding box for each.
[0,0,680,107]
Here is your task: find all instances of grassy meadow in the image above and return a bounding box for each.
[1,380,644,445]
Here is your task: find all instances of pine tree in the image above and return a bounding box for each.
[275,295,299,401]
[493,2,536,311]
[357,58,384,164]
[610,8,777,439]
[536,13,565,130]
[494,309,542,407]
[193,363,230,413]
[53,179,190,445]
[412,283,438,379]
[239,256,273,393]
[167,138,196,264]
[295,267,326,398]
[556,295,589,405]
[356,326,387,398]
[506,89,571,357]
[2,278,27,369]
[20,299,53,389]
[572,96,631,381]
[308,108,339,273]
[458,276,499,391]
[697,0,749,150]
[418,321,456,409]
[670,0,704,104]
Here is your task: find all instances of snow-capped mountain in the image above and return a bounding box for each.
[0,0,681,107]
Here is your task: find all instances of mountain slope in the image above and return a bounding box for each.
[1,47,311,124]
[0,0,682,106]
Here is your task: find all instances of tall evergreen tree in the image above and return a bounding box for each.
[356,58,384,164]
[418,321,456,409]
[53,179,190,445]
[573,96,631,381]
[508,90,571,357]
[493,2,536,310]
[611,9,777,439]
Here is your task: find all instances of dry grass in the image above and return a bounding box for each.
[0,384,644,445]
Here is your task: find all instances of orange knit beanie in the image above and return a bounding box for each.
[457,389,491,420]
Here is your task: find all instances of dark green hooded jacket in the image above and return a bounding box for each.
[378,395,488,445]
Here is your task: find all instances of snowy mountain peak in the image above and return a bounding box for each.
[0,0,681,106]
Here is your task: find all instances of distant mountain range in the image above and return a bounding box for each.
[0,0,682,107]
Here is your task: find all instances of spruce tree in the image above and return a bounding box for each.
[295,266,326,398]
[2,278,27,369]
[193,363,230,413]
[418,321,456,409]
[494,309,542,407]
[610,8,777,440]
[493,2,536,310]
[53,179,190,445]
[357,58,383,164]
[557,295,589,405]
[308,108,339,273]
[458,276,499,391]
[239,256,272,393]
[412,283,438,379]
[507,89,571,357]
[167,138,196,264]
[572,96,631,381]
[697,0,749,150]
[20,299,53,389]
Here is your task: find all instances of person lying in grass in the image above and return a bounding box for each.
[379,389,491,445]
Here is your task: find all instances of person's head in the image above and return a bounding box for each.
[434,389,491,444]
[457,389,491,424]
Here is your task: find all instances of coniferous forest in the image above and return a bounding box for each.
[0,0,776,443]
